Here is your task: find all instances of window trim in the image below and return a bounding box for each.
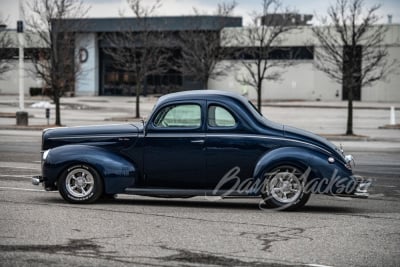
[207,104,238,129]
[151,103,203,130]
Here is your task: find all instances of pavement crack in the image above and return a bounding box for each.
[241,228,313,252]
[334,213,400,220]
[0,238,163,266]
[159,245,301,267]
[0,238,102,255]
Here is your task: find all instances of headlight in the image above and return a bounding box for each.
[42,149,50,160]
[345,154,354,163]
[344,154,355,169]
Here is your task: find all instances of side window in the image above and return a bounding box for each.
[208,105,237,127]
[153,104,201,128]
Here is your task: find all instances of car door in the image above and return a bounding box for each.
[205,103,264,190]
[143,101,206,189]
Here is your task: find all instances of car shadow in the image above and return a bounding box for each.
[102,197,261,210]
[298,205,363,214]
[42,196,368,214]
[101,197,369,214]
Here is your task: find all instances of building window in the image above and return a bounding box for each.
[224,46,314,60]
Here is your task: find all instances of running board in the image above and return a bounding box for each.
[124,188,257,197]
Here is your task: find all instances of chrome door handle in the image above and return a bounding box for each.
[191,140,205,144]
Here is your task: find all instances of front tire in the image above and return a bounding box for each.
[261,165,310,211]
[58,164,103,204]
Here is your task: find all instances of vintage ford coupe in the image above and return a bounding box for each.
[32,90,370,210]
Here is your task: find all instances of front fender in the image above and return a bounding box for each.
[43,145,137,194]
[252,147,356,195]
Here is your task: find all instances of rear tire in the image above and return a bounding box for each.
[261,165,310,211]
[58,164,103,204]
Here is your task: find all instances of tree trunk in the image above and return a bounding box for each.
[203,73,209,89]
[135,84,141,119]
[54,90,61,126]
[257,82,262,112]
[346,84,354,135]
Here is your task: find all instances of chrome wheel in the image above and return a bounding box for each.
[268,166,303,203]
[262,165,310,211]
[59,165,103,204]
[65,168,95,198]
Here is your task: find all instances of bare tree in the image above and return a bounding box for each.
[174,1,237,89]
[24,0,89,126]
[0,16,14,77]
[235,0,297,111]
[312,0,398,135]
[102,0,169,118]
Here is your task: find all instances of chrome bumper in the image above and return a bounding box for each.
[32,175,43,186]
[344,153,371,198]
[353,180,372,198]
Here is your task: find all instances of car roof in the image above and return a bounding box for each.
[156,90,248,106]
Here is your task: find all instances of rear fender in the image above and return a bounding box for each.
[252,147,355,195]
[44,145,137,194]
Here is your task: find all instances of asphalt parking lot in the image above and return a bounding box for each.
[1,96,400,266]
[0,129,399,267]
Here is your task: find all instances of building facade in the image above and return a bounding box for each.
[0,16,399,102]
[210,24,400,102]
[71,16,243,96]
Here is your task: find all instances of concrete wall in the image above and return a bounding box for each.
[74,33,99,96]
[0,32,100,96]
[209,60,342,101]
[0,61,42,95]
[214,24,400,102]
[362,46,400,101]
[1,24,399,102]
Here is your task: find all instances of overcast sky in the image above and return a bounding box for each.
[1,0,399,28]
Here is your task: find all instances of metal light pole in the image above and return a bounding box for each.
[16,0,28,126]
[18,21,24,110]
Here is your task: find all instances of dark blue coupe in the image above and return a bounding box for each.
[32,90,370,210]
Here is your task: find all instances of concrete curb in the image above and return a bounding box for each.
[262,103,399,110]
[0,125,61,131]
[2,102,395,111]
[320,134,400,142]
[378,124,400,129]
[0,112,35,118]
[1,97,399,111]
[319,134,369,141]
[1,125,399,143]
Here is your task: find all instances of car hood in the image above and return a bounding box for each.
[44,124,140,138]
[283,125,344,159]
[42,124,141,150]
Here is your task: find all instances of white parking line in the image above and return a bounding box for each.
[0,165,39,170]
[0,174,33,179]
[12,166,40,170]
[368,193,385,198]
[374,185,397,188]
[0,161,40,170]
[0,166,39,170]
[0,186,47,192]
[306,264,334,267]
